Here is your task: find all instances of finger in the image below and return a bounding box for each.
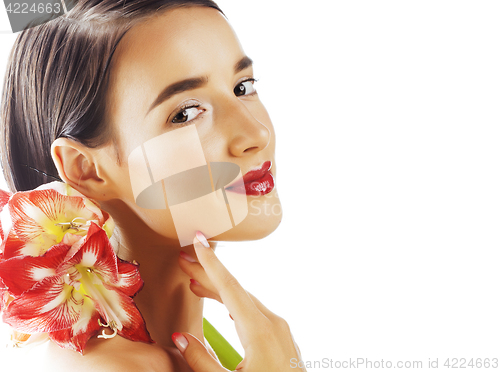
[291,332,304,360]
[244,290,281,322]
[189,279,222,302]
[193,232,266,337]
[178,251,219,297]
[243,293,300,357]
[182,247,281,323]
[172,332,228,372]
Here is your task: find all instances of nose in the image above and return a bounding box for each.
[217,98,271,157]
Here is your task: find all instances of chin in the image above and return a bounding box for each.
[211,190,282,242]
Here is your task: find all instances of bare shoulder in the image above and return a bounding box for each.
[32,336,188,372]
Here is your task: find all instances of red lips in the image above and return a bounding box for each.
[226,160,274,196]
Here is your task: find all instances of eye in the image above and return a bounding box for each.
[234,79,258,97]
[171,105,203,124]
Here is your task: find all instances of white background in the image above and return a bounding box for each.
[1,1,500,371]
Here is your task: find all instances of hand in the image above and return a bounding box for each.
[174,231,305,371]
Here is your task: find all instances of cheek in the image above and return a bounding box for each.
[123,124,248,246]
[113,165,182,243]
[134,207,179,241]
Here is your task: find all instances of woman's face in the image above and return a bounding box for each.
[100,6,281,245]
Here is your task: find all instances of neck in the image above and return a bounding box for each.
[104,201,211,350]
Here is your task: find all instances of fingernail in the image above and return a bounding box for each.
[190,279,201,286]
[229,313,234,321]
[195,231,210,248]
[172,332,188,352]
[179,251,197,263]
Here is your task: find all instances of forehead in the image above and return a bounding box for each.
[106,6,244,133]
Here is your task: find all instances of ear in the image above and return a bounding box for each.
[50,137,117,201]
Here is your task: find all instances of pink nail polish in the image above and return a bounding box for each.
[179,251,197,263]
[195,231,210,248]
[190,279,200,286]
[172,332,188,352]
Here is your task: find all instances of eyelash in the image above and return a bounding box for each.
[169,77,259,126]
[170,103,202,126]
[236,78,258,97]
[240,77,258,85]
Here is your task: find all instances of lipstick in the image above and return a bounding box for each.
[226,160,274,196]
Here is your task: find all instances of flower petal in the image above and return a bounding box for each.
[15,332,50,348]
[60,223,118,284]
[0,202,12,247]
[49,298,101,354]
[0,189,11,241]
[0,188,11,208]
[36,182,106,227]
[0,243,68,296]
[81,198,105,225]
[8,189,101,256]
[2,276,82,333]
[96,284,153,344]
[0,286,12,311]
[116,295,153,343]
[115,259,144,297]
[61,232,85,247]
[101,212,115,240]
[2,230,27,259]
[35,181,76,195]
[9,191,57,245]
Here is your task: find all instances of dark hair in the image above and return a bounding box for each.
[0,0,222,192]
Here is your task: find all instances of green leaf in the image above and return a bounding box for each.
[203,317,243,370]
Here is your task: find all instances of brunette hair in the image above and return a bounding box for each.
[0,0,222,193]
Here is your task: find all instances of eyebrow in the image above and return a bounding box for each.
[145,56,253,117]
[234,56,253,74]
[145,76,207,117]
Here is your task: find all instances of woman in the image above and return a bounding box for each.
[0,0,304,371]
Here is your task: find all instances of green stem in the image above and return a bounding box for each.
[203,317,243,370]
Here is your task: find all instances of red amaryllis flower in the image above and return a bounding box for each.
[0,188,11,244]
[0,188,12,310]
[0,222,153,353]
[0,181,114,259]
